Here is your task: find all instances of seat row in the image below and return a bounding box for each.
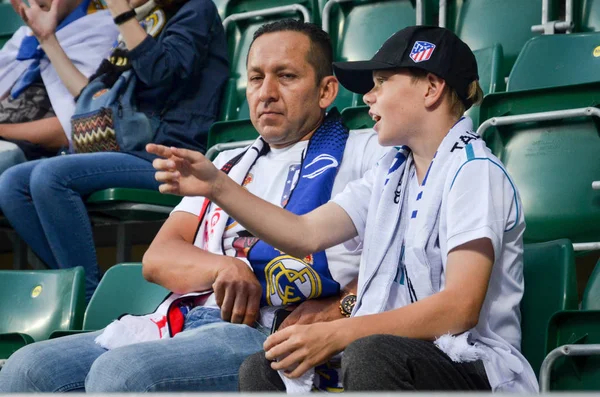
[1,240,595,392]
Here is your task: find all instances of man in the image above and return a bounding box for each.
[0,0,117,174]
[0,19,386,392]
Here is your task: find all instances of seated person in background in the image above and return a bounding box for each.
[0,20,386,392]
[0,0,228,301]
[0,0,117,174]
[149,26,539,393]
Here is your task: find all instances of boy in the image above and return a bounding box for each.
[149,26,538,392]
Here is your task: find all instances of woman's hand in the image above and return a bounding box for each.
[103,0,132,18]
[11,0,59,42]
[264,320,351,378]
[147,143,223,199]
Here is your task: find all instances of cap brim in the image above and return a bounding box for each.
[333,60,397,95]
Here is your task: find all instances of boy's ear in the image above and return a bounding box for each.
[423,73,447,108]
[319,76,339,110]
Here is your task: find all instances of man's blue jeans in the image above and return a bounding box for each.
[0,307,269,392]
[0,152,161,301]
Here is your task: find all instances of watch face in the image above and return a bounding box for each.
[342,294,357,314]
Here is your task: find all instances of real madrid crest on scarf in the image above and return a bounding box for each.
[195,110,349,306]
[247,111,348,306]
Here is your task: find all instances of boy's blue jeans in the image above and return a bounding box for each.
[0,307,269,392]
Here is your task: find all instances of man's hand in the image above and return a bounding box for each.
[11,0,59,42]
[147,144,223,199]
[213,257,262,326]
[264,320,350,378]
[279,295,343,330]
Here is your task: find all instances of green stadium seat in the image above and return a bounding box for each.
[442,0,558,78]
[52,263,168,337]
[324,0,435,111]
[520,239,578,378]
[86,188,181,223]
[0,3,23,49]
[205,118,258,160]
[540,258,600,391]
[211,0,228,21]
[576,0,600,32]
[478,82,600,248]
[507,32,600,92]
[0,267,85,359]
[85,188,182,263]
[219,1,316,121]
[465,43,504,127]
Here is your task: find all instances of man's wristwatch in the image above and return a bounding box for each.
[339,293,357,318]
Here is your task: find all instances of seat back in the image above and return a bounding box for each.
[206,118,258,159]
[211,0,229,21]
[0,3,24,48]
[582,258,600,310]
[521,239,578,376]
[445,0,558,78]
[0,267,86,340]
[325,0,429,111]
[83,263,169,330]
[465,43,504,127]
[508,32,600,92]
[479,82,600,245]
[576,0,600,32]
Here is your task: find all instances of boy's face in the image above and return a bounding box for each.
[363,69,424,147]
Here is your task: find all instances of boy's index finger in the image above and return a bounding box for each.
[146,143,172,159]
[170,147,205,164]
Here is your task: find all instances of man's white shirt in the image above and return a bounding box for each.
[173,129,388,327]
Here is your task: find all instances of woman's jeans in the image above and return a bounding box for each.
[0,152,161,300]
[0,307,269,392]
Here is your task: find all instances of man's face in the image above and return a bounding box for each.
[246,31,325,148]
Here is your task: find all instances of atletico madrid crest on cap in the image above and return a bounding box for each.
[410,41,436,63]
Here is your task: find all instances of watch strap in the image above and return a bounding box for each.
[114,9,137,25]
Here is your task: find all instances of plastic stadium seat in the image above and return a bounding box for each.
[52,264,168,336]
[0,3,24,49]
[443,0,559,78]
[520,239,578,378]
[223,0,320,22]
[479,33,600,248]
[211,0,228,21]
[219,1,316,121]
[478,82,600,248]
[465,43,504,127]
[541,258,600,390]
[0,267,85,359]
[576,0,600,32]
[205,118,258,160]
[324,0,434,111]
[507,32,600,92]
[86,188,181,223]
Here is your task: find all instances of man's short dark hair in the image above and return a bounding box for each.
[248,19,334,84]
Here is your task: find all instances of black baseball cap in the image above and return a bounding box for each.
[333,26,479,109]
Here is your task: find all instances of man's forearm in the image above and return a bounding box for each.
[142,239,238,294]
[0,117,67,148]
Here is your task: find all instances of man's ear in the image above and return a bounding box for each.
[423,72,447,108]
[318,76,339,110]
